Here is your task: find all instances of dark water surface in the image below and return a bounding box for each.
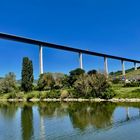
[0,102,140,140]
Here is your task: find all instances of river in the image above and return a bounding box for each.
[0,102,140,140]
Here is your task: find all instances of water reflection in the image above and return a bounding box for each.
[0,102,140,140]
[38,102,116,130]
[68,102,116,130]
[38,102,68,118]
[21,105,33,140]
[0,102,18,120]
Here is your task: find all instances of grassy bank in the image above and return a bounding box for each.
[112,84,140,98]
[0,84,140,100]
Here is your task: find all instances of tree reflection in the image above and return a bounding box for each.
[68,102,116,130]
[38,102,116,130]
[0,102,18,120]
[21,105,33,140]
[38,102,68,118]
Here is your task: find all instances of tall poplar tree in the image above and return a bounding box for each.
[21,57,34,92]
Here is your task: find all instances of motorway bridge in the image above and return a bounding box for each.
[0,32,140,76]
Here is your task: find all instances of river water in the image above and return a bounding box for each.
[0,102,140,140]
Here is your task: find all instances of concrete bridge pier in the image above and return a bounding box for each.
[104,57,108,78]
[79,52,83,69]
[39,45,43,74]
[134,62,137,70]
[121,60,125,76]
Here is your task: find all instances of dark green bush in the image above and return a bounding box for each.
[87,69,97,75]
[112,78,121,84]
[68,68,85,86]
[124,82,140,87]
[3,92,17,99]
[99,88,116,99]
[40,90,61,99]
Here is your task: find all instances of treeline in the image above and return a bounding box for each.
[0,57,116,99]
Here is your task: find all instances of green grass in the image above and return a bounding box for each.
[113,84,140,98]
[109,68,140,98]
[0,90,62,100]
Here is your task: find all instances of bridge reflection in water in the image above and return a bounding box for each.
[0,102,140,140]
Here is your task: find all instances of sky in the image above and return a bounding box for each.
[0,0,140,79]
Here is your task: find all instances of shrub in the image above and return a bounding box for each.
[25,92,41,101]
[73,74,93,98]
[46,90,61,98]
[60,89,69,99]
[124,82,140,87]
[54,77,63,89]
[88,73,111,97]
[132,88,140,93]
[0,72,17,94]
[15,92,24,99]
[61,75,70,88]
[40,92,48,99]
[37,73,55,91]
[73,73,115,99]
[2,92,17,99]
[99,88,116,99]
[39,90,61,99]
[112,78,121,84]
[25,93,34,101]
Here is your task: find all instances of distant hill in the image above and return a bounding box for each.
[16,72,65,85]
[109,67,140,79]
[16,79,38,85]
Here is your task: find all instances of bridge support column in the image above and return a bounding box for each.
[104,57,108,78]
[134,62,137,70]
[79,52,83,69]
[39,45,43,74]
[121,60,125,76]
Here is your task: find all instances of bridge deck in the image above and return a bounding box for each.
[0,32,140,63]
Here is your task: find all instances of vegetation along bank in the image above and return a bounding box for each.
[0,57,140,101]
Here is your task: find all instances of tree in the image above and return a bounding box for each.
[53,73,65,89]
[61,74,70,88]
[73,74,92,98]
[0,72,17,93]
[88,73,115,99]
[68,68,85,86]
[21,57,34,92]
[87,69,97,75]
[73,73,115,99]
[37,73,55,91]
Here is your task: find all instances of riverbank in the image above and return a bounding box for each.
[0,84,140,102]
[1,98,140,102]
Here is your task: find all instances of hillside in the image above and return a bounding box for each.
[109,67,140,79]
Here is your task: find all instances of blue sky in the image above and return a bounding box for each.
[0,0,140,79]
